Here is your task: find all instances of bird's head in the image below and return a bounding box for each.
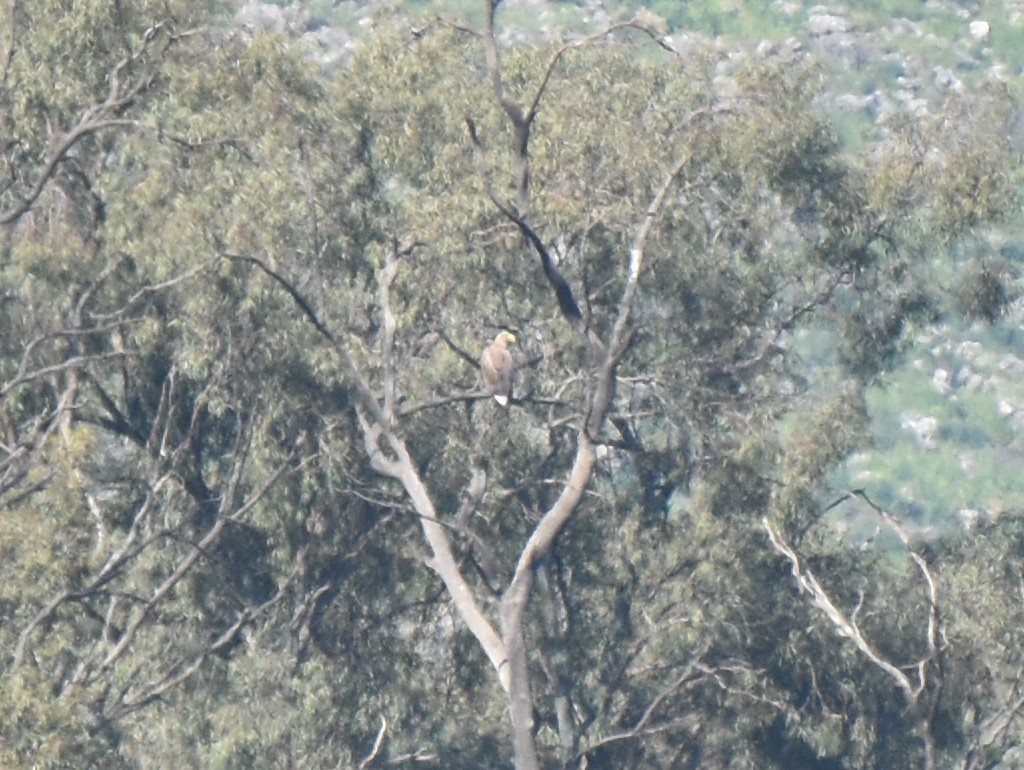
[497,331,517,346]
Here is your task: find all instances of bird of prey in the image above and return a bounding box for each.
[480,331,516,405]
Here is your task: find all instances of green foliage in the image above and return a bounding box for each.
[955,258,1014,323]
[838,309,1024,533]
[643,0,799,40]
[2,1,1023,768]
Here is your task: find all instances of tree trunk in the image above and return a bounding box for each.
[500,532,539,770]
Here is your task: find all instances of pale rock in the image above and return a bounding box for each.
[808,13,850,36]
[998,398,1018,417]
[969,20,991,39]
[902,413,939,449]
[958,508,980,530]
[933,66,962,91]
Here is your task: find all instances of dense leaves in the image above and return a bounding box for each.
[1,1,1022,768]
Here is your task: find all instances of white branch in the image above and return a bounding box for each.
[380,242,402,422]
[357,716,387,770]
[762,518,917,702]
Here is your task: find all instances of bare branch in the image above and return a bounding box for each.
[482,1,530,216]
[577,639,711,761]
[609,155,689,361]
[479,4,675,217]
[89,262,210,322]
[763,517,916,699]
[223,253,390,427]
[0,21,171,225]
[397,388,568,417]
[99,595,279,726]
[465,118,584,326]
[526,20,676,122]
[233,251,512,692]
[357,716,388,770]
[436,327,482,371]
[16,471,179,662]
[95,455,295,675]
[764,512,941,770]
[1,349,129,399]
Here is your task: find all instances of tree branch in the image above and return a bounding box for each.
[231,251,512,692]
[764,508,941,770]
[764,517,917,699]
[465,117,584,326]
[98,587,284,727]
[357,716,388,770]
[0,21,170,225]
[95,452,294,675]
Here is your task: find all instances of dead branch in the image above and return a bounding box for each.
[764,513,940,770]
[229,251,512,693]
[0,22,171,225]
[94,453,296,675]
[465,117,584,326]
[357,716,388,770]
[764,518,917,697]
[576,640,710,761]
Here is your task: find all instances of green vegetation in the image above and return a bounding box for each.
[646,0,800,39]
[1,1,1023,769]
[836,320,1024,532]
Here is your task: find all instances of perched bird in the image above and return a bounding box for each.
[480,331,516,405]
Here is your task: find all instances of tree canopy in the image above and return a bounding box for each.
[1,1,1022,768]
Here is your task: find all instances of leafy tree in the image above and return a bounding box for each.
[1,1,1022,769]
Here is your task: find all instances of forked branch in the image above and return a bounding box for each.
[764,506,942,770]
[226,251,512,693]
[0,21,174,225]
